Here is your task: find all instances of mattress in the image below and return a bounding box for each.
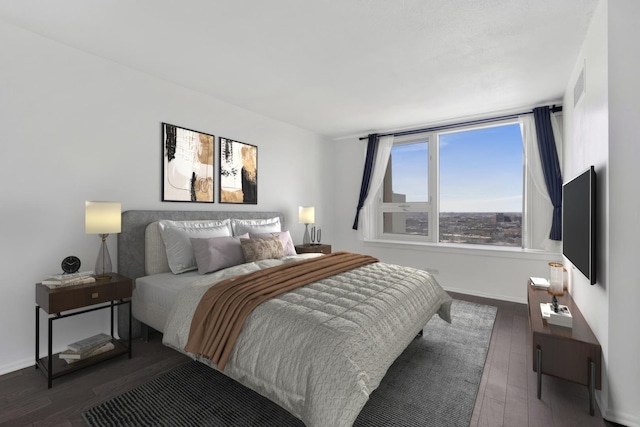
[133,254,322,333]
[132,271,200,332]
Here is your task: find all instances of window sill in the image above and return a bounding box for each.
[363,238,560,261]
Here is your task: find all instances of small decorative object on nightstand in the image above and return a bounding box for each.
[61,256,81,274]
[295,244,331,255]
[35,273,133,388]
[310,226,322,244]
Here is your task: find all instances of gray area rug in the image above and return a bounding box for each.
[83,299,496,427]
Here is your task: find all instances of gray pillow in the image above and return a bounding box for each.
[249,230,296,256]
[190,233,249,275]
[231,217,281,235]
[158,219,233,274]
[240,236,286,262]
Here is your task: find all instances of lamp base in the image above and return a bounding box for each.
[303,224,311,246]
[95,234,113,278]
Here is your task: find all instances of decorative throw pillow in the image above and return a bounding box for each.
[249,230,296,256]
[240,236,286,262]
[190,233,248,275]
[158,219,233,274]
[231,217,281,236]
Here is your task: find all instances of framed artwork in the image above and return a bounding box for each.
[219,137,258,204]
[162,123,215,203]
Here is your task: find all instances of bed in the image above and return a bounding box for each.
[117,210,452,427]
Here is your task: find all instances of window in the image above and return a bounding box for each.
[376,121,523,247]
[382,138,431,238]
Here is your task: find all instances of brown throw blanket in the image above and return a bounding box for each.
[184,251,378,370]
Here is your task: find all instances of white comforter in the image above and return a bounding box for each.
[163,254,452,427]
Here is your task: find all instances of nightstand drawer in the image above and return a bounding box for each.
[295,244,332,255]
[36,275,132,314]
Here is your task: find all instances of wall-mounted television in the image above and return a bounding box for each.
[562,166,596,285]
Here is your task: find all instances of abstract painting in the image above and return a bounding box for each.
[162,123,214,203]
[219,137,257,204]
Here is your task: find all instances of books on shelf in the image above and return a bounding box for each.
[540,302,573,328]
[46,271,95,281]
[43,277,96,288]
[530,277,550,289]
[41,271,95,288]
[60,341,115,364]
[66,333,112,353]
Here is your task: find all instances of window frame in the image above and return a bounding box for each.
[374,119,524,248]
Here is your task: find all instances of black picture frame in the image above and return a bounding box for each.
[162,123,215,203]
[219,137,258,204]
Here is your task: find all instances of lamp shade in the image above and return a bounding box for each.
[85,202,121,234]
[298,206,315,224]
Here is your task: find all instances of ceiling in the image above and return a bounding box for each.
[0,0,599,139]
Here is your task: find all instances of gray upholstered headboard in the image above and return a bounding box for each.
[116,210,285,338]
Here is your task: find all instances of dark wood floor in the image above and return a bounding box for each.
[0,293,618,427]
[452,292,615,427]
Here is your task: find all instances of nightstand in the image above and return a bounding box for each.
[295,244,332,255]
[35,274,133,388]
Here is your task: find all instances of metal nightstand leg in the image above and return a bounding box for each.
[35,306,39,369]
[47,316,54,389]
[589,360,596,415]
[128,300,132,358]
[536,347,542,399]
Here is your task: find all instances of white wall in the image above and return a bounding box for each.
[561,0,610,415]
[0,21,331,375]
[563,1,640,424]
[607,1,640,424]
[328,137,557,304]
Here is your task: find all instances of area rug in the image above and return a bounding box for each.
[83,299,496,427]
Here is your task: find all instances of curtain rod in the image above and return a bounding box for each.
[358,104,563,140]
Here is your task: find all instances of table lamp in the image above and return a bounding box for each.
[299,206,315,246]
[85,201,121,280]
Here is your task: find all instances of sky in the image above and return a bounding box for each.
[391,123,523,212]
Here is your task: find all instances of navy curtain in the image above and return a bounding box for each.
[352,134,379,230]
[533,106,563,240]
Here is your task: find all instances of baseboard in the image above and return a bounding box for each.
[1,343,71,376]
[444,286,527,305]
[0,357,35,377]
[599,393,639,427]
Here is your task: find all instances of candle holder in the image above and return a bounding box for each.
[548,262,564,296]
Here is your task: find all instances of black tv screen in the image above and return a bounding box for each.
[562,166,596,285]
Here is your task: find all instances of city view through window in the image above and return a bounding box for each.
[402,212,522,246]
[386,123,523,247]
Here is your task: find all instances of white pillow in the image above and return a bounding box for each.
[231,217,281,235]
[158,219,232,274]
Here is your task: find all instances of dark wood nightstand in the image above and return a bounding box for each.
[35,273,133,388]
[295,244,332,255]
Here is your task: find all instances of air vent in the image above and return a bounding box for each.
[574,63,586,107]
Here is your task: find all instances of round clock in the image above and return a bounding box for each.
[61,256,81,274]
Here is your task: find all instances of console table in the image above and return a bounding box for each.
[527,282,601,415]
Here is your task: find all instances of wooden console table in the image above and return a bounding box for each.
[527,282,601,415]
